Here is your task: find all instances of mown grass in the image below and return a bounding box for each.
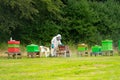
[0,43,119,80]
[0,56,120,80]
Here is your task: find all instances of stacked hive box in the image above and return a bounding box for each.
[118,40,120,55]
[118,40,120,51]
[56,45,71,57]
[77,43,88,56]
[91,45,102,56]
[77,43,88,52]
[92,45,101,53]
[102,40,113,51]
[26,44,40,58]
[101,40,113,56]
[8,40,20,53]
[27,44,39,53]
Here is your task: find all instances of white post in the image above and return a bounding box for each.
[10,37,12,41]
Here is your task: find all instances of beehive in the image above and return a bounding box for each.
[77,43,88,52]
[26,44,39,53]
[8,40,20,53]
[92,45,101,53]
[101,40,113,51]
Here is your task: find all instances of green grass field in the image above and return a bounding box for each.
[0,56,120,80]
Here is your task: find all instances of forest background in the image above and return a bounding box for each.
[0,0,120,47]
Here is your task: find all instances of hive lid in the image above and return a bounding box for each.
[102,40,113,43]
[8,40,20,44]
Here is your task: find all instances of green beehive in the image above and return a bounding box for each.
[118,40,120,50]
[102,40,113,51]
[77,43,88,52]
[92,45,101,53]
[26,44,39,52]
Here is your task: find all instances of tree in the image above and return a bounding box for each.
[61,0,99,45]
[89,0,120,45]
[0,0,38,42]
[11,0,64,45]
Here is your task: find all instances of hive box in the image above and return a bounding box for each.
[77,43,88,52]
[26,44,40,53]
[118,40,120,50]
[92,45,101,53]
[8,40,20,53]
[102,40,113,51]
[8,44,20,47]
[8,40,20,44]
[8,48,20,53]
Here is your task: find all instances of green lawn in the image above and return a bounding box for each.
[0,56,120,80]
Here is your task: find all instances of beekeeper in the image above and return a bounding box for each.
[51,34,62,56]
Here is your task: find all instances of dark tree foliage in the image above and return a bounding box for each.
[0,0,120,46]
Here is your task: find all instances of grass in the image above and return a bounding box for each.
[0,43,120,80]
[0,56,120,80]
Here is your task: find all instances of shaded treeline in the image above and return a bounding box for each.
[0,0,120,46]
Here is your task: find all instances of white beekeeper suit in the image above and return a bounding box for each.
[51,34,62,56]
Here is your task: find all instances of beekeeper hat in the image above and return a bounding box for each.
[56,34,61,39]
